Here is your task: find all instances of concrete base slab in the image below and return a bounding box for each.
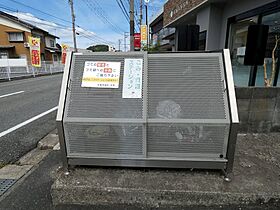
[0,165,33,180]
[16,148,50,166]
[51,133,280,208]
[37,129,59,150]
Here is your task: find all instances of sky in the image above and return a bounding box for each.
[0,0,165,50]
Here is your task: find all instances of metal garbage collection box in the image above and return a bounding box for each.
[57,50,239,173]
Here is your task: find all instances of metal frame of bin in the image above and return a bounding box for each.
[56,50,239,177]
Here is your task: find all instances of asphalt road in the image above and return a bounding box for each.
[0,74,63,164]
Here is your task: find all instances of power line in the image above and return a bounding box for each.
[1,0,126,46]
[0,4,18,12]
[140,0,143,25]
[83,0,125,35]
[0,6,115,46]
[116,0,129,23]
[7,0,72,24]
[131,0,141,31]
[77,27,115,45]
[117,0,140,32]
[0,1,116,46]
[123,0,140,32]
[21,18,112,45]
[93,0,127,33]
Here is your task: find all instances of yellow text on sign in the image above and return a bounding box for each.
[82,77,119,83]
[141,25,147,41]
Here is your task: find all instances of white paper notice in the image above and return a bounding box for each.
[81,61,121,88]
[122,59,143,98]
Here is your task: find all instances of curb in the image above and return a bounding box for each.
[0,129,59,199]
[37,129,59,150]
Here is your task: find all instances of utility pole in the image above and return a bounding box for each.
[69,0,77,52]
[140,0,143,25]
[145,3,149,47]
[118,39,122,51]
[130,0,135,51]
[124,32,128,52]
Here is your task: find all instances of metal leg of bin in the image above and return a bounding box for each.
[221,169,232,182]
[57,121,69,171]
[223,123,239,181]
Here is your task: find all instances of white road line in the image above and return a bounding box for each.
[0,106,58,138]
[0,91,25,99]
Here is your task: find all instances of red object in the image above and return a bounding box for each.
[104,68,112,73]
[31,50,40,65]
[97,63,106,67]
[134,33,141,49]
[61,52,67,64]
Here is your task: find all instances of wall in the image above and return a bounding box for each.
[207,4,223,50]
[164,0,206,26]
[236,87,280,133]
[196,6,210,32]
[0,58,27,67]
[45,50,53,62]
[196,4,223,50]
[0,24,31,60]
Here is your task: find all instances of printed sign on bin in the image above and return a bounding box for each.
[122,58,143,98]
[81,61,121,88]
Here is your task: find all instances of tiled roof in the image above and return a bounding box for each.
[0,11,59,39]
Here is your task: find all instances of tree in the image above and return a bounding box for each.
[263,35,280,87]
[87,44,109,52]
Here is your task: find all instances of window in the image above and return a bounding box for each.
[256,11,280,87]
[226,0,280,87]
[228,16,258,86]
[198,31,207,50]
[53,54,58,61]
[0,51,8,58]
[41,53,45,61]
[50,39,55,48]
[8,32,24,42]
